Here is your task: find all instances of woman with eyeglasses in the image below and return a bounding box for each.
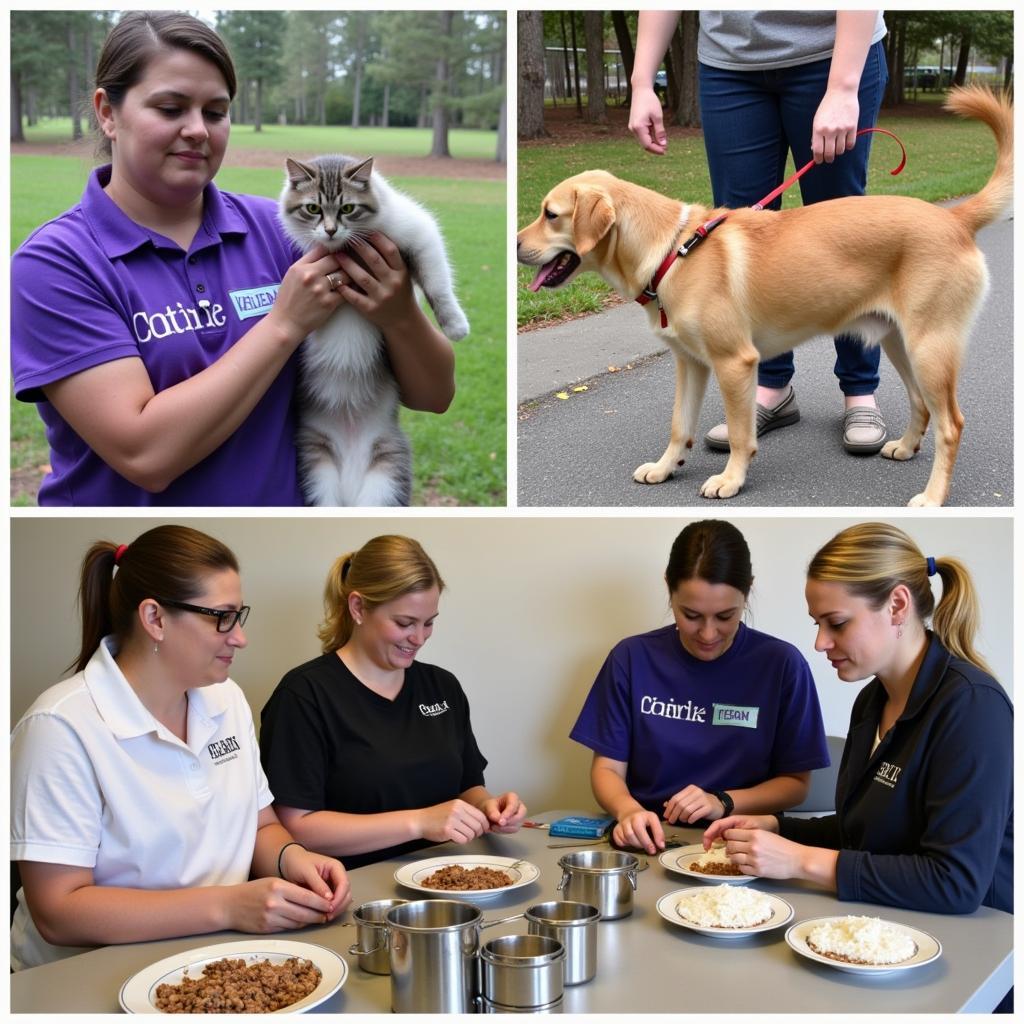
[10,524,351,971]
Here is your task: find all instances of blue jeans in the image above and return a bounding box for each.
[698,41,889,396]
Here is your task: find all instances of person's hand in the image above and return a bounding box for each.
[663,784,728,824]
[719,827,805,879]
[612,809,665,854]
[417,799,491,844]
[223,876,336,933]
[811,85,860,164]
[480,792,528,833]
[331,232,419,333]
[628,86,668,155]
[280,844,351,918]
[702,813,779,846]
[265,244,348,344]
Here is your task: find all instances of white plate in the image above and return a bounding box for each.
[118,939,347,1014]
[785,917,943,975]
[658,844,757,884]
[656,887,794,938]
[395,854,541,899]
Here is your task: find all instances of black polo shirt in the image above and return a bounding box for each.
[781,634,1013,914]
[260,653,488,869]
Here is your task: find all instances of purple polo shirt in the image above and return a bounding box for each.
[11,166,305,506]
[570,623,829,811]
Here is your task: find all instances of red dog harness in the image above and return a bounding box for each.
[635,127,907,329]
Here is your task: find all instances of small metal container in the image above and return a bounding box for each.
[348,898,407,974]
[387,899,483,1013]
[525,900,599,984]
[556,850,639,919]
[481,933,566,1010]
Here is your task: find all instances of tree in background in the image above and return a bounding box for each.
[216,10,285,132]
[583,11,607,124]
[518,10,547,139]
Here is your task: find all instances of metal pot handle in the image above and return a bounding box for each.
[627,868,638,890]
[480,912,525,930]
[348,939,384,957]
[557,869,570,891]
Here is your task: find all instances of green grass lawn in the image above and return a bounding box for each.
[10,155,505,506]
[518,105,1003,326]
[21,118,499,160]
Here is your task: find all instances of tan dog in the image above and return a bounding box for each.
[517,86,1012,506]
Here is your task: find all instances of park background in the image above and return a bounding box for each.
[10,515,1013,814]
[10,9,507,506]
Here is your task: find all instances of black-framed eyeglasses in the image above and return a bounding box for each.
[158,599,251,633]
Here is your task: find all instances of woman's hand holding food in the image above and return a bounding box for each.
[223,877,338,934]
[613,809,666,854]
[663,784,727,824]
[265,244,348,345]
[481,791,528,833]
[719,828,806,879]
[702,814,780,846]
[418,798,491,844]
[279,845,351,917]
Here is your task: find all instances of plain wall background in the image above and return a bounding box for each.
[10,515,1012,812]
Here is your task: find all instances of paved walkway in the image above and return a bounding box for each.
[517,208,1012,507]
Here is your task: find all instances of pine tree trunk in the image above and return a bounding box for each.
[430,10,452,157]
[517,10,548,139]
[584,12,607,124]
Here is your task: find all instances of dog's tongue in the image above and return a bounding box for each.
[528,259,559,292]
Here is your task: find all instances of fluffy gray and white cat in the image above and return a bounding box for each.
[278,154,469,506]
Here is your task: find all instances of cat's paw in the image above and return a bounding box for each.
[440,310,470,341]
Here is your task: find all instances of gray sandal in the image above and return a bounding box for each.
[843,406,887,454]
[705,387,800,452]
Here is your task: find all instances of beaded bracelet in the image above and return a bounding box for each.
[277,841,305,878]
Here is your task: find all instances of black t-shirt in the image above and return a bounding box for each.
[260,653,488,868]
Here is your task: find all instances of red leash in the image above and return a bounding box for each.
[751,126,907,210]
[637,126,907,327]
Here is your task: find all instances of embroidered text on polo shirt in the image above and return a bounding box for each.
[133,299,227,342]
[640,695,707,722]
[874,760,903,789]
[208,735,242,764]
[419,701,450,717]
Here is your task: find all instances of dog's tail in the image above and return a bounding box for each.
[945,85,1013,235]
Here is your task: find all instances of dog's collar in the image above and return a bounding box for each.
[636,214,728,328]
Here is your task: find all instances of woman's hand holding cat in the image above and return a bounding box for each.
[266,245,348,345]
[331,233,417,331]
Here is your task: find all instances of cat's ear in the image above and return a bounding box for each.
[346,157,375,186]
[285,158,317,188]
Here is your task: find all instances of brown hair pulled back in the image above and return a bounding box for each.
[665,519,753,596]
[808,522,992,676]
[318,536,445,653]
[72,524,239,673]
[94,11,237,156]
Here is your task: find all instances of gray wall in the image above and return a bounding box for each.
[10,516,1012,813]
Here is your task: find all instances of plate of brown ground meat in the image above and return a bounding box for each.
[118,940,347,1013]
[395,855,541,898]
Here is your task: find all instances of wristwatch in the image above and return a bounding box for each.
[711,790,734,818]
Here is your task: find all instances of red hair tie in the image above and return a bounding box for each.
[114,544,129,564]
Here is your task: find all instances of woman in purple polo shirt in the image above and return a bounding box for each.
[11,11,454,506]
[570,519,830,855]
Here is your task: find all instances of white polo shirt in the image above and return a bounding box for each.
[10,636,274,970]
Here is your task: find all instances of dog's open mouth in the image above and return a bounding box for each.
[528,251,581,292]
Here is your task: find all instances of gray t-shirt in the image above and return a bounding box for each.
[698,10,886,71]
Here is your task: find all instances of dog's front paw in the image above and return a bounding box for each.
[699,473,742,499]
[907,492,943,508]
[633,462,673,484]
[881,439,917,462]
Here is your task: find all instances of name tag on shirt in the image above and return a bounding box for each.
[229,284,281,320]
[712,703,759,728]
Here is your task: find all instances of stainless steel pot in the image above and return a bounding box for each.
[556,850,638,919]
[480,995,564,1013]
[385,899,524,1013]
[525,900,599,984]
[481,934,565,1010]
[347,898,407,974]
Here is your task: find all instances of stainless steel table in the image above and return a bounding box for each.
[10,812,1013,1013]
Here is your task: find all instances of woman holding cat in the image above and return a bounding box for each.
[260,534,528,869]
[10,11,454,506]
[570,519,830,856]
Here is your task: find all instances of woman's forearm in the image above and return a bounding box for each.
[729,773,810,815]
[276,806,421,858]
[591,760,645,820]
[382,306,456,413]
[828,11,879,91]
[632,11,681,88]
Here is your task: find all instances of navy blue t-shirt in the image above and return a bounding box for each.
[570,623,829,810]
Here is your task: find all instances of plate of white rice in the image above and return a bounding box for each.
[656,885,794,938]
[786,916,942,974]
